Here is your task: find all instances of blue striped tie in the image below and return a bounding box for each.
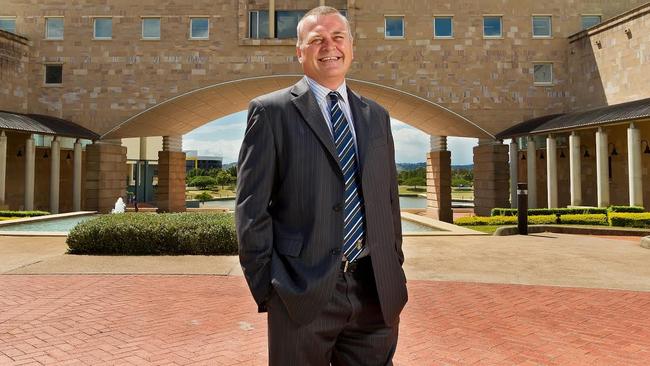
[328,92,365,263]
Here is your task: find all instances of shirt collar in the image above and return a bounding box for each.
[304,76,349,104]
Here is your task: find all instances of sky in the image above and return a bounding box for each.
[183,110,478,165]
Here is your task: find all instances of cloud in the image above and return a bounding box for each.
[183,138,244,163]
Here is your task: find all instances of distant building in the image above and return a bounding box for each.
[184,150,223,172]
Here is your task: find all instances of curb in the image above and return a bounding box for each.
[641,236,650,249]
[494,225,650,237]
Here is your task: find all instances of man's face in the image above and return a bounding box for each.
[296,14,353,89]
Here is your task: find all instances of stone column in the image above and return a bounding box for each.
[546,135,558,208]
[157,135,186,213]
[0,131,6,208]
[473,138,509,217]
[595,128,609,207]
[319,0,325,5]
[569,132,582,206]
[50,137,61,213]
[526,137,537,209]
[24,135,35,211]
[269,0,275,38]
[85,139,127,213]
[509,140,518,208]
[426,135,452,222]
[73,139,83,211]
[627,123,643,207]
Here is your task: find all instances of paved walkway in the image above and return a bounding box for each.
[1,234,650,365]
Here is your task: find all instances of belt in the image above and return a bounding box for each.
[341,256,371,273]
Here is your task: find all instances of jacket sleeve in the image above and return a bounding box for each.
[235,99,276,312]
[385,113,404,265]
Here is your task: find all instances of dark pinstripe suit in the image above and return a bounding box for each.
[236,78,407,364]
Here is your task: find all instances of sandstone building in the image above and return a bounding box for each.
[0,0,648,218]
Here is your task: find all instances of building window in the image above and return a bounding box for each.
[45,64,63,85]
[483,16,502,38]
[190,18,209,39]
[276,11,305,39]
[45,17,64,40]
[0,17,16,33]
[433,16,453,38]
[385,16,404,38]
[532,16,551,38]
[581,15,601,30]
[249,10,269,38]
[533,63,553,85]
[142,17,160,39]
[94,18,112,39]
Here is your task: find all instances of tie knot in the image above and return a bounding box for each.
[328,92,340,106]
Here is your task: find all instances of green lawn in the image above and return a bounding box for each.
[465,225,500,234]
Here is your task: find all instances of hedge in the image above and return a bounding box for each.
[455,214,557,226]
[608,213,650,228]
[490,207,608,217]
[607,206,645,213]
[558,214,608,226]
[67,212,237,255]
[0,210,50,218]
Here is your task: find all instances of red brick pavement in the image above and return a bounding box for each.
[1,275,649,365]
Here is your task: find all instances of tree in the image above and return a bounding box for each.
[216,170,233,189]
[186,168,206,183]
[404,176,426,189]
[194,191,212,203]
[188,175,217,190]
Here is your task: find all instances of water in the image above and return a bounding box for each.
[401,220,440,232]
[0,215,97,232]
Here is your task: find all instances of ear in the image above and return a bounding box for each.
[296,46,304,63]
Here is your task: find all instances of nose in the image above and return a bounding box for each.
[321,37,336,50]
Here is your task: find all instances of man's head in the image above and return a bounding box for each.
[296,6,353,90]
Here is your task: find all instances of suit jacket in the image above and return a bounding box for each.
[236,78,407,326]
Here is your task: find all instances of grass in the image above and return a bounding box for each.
[465,225,500,234]
[186,187,236,199]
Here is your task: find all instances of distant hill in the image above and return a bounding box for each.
[222,162,237,169]
[452,164,473,170]
[396,162,473,171]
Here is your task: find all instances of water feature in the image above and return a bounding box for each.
[0,215,97,233]
[111,197,126,213]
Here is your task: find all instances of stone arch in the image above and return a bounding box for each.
[102,75,493,139]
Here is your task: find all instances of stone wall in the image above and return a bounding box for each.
[568,3,650,111]
[1,0,646,137]
[0,30,29,113]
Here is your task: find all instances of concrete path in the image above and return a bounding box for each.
[1,234,650,365]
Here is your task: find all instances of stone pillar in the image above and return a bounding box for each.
[85,139,127,213]
[139,136,148,160]
[509,140,518,208]
[426,136,452,222]
[269,0,275,38]
[0,131,6,208]
[50,137,61,214]
[526,137,537,209]
[157,135,186,213]
[546,135,558,208]
[627,123,643,207]
[595,128,609,207]
[569,132,582,206]
[319,0,325,5]
[24,135,35,211]
[473,139,509,217]
[73,139,83,211]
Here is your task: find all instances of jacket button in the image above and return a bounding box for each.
[330,248,341,255]
[333,203,343,212]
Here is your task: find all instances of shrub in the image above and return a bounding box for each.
[188,175,217,189]
[67,213,238,255]
[559,214,608,226]
[0,210,50,218]
[490,207,607,217]
[194,192,213,202]
[455,214,556,226]
[607,205,645,213]
[608,212,650,228]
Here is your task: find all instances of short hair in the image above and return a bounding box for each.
[296,6,353,47]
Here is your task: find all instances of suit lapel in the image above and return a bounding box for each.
[291,79,342,173]
[347,88,371,177]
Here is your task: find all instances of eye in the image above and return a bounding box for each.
[309,38,322,45]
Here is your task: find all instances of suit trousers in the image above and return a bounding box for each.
[267,257,399,366]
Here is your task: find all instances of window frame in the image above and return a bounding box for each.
[581,14,602,30]
[384,15,405,39]
[44,16,64,40]
[532,62,553,86]
[189,17,209,40]
[248,10,270,39]
[141,16,161,40]
[44,63,63,86]
[274,10,306,39]
[93,17,113,40]
[0,16,16,34]
[483,15,503,39]
[433,15,453,39]
[531,15,552,38]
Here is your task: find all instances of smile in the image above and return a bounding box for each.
[319,56,342,62]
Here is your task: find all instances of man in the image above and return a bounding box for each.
[236,6,407,365]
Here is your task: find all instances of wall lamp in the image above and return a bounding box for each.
[521,152,527,160]
[608,143,618,156]
[539,151,545,160]
[581,145,590,158]
[642,140,650,154]
[16,148,22,157]
[559,148,566,158]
